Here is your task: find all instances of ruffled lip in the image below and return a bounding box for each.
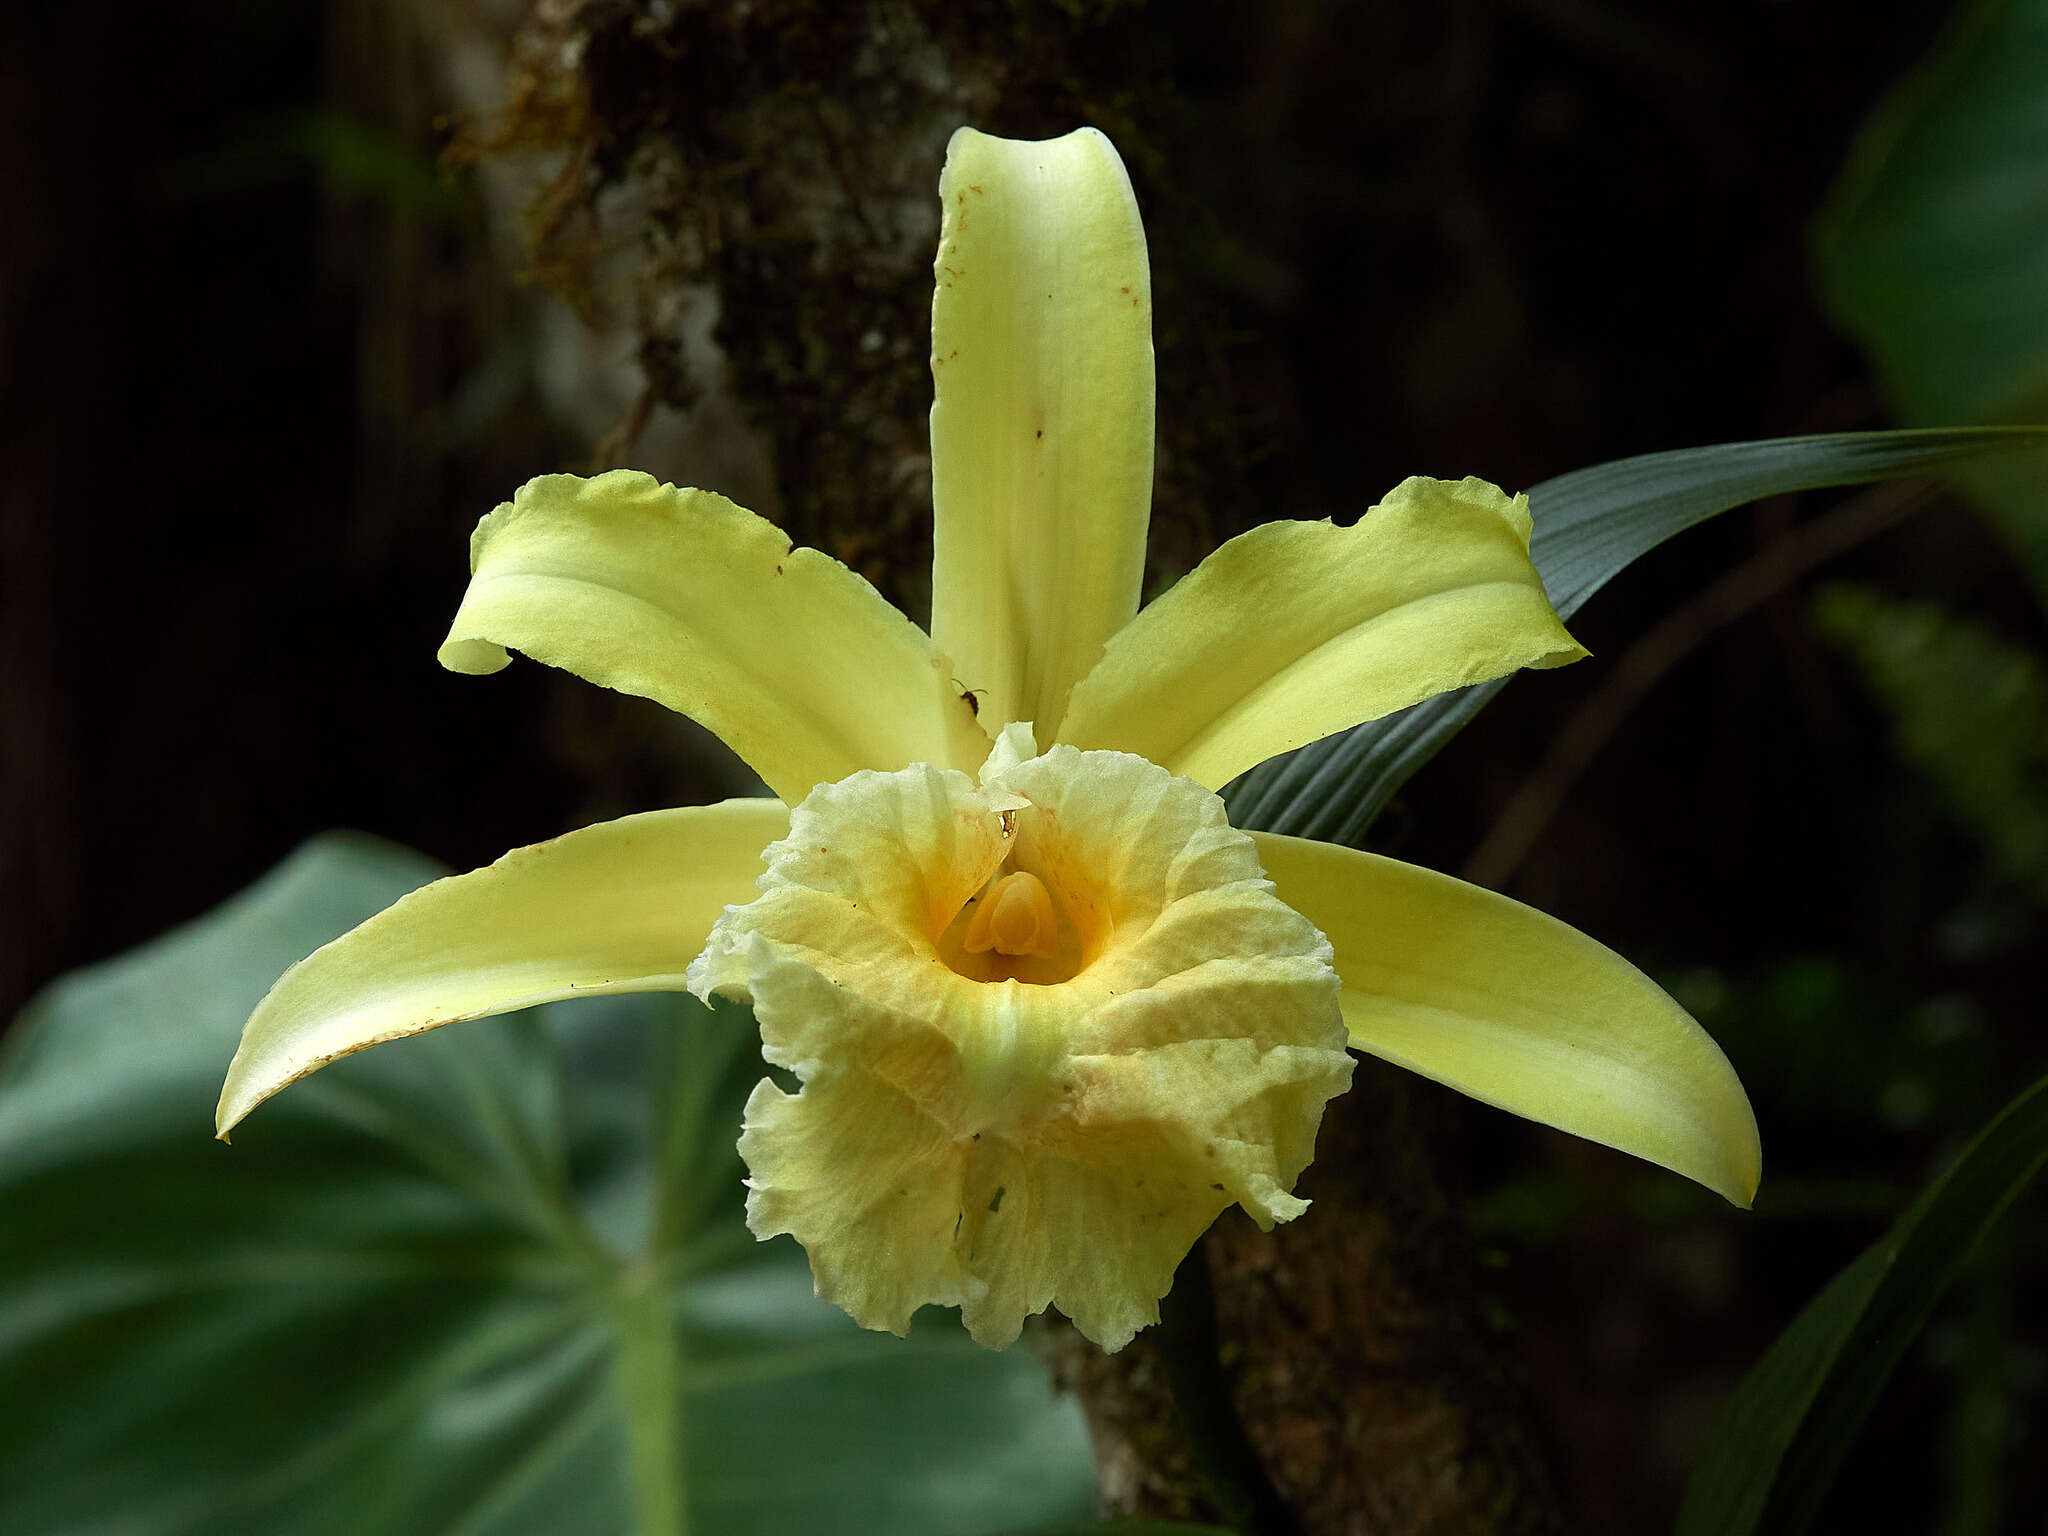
[688,737,1353,1350]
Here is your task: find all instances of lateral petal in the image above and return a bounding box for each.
[928,127,1155,740]
[1251,830,1760,1207]
[1059,477,1587,789]
[440,471,988,804]
[217,799,788,1135]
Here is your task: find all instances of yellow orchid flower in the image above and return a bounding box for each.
[217,127,1760,1353]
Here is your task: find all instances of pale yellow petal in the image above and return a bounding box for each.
[440,470,988,804]
[948,1112,1222,1352]
[217,799,787,1135]
[928,128,1155,740]
[1059,477,1588,789]
[740,1071,967,1338]
[1251,830,1761,1207]
[695,746,1349,1350]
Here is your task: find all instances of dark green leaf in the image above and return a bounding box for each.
[1672,1072,2048,1536]
[1812,0,2048,577]
[1225,427,2048,845]
[0,835,1093,1535]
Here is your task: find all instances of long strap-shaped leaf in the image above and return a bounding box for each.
[1673,1070,2048,1536]
[1226,427,2048,844]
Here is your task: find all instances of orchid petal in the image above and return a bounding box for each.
[928,127,1155,740]
[440,471,988,804]
[217,799,788,1135]
[1059,477,1587,789]
[1251,830,1760,1207]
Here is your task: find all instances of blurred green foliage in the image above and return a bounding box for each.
[1813,0,2048,581]
[1814,584,2048,904]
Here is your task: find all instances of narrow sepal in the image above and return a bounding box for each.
[217,799,787,1134]
[1253,830,1760,1206]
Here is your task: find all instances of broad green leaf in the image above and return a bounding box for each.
[0,836,1093,1536]
[1225,428,2048,845]
[1672,1071,2048,1536]
[1813,584,2048,902]
[1812,0,2048,578]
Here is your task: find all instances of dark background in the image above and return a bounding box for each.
[4,1,2042,1530]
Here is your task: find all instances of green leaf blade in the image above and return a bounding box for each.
[1674,1072,2048,1536]
[1225,427,2048,845]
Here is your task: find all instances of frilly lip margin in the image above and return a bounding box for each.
[687,741,1355,1350]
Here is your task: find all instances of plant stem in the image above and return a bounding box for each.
[613,1262,689,1536]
